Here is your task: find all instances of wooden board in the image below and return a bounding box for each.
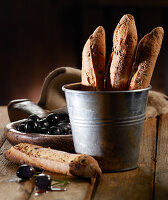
[0,107,96,200]
[0,140,96,200]
[155,114,168,199]
[29,174,95,200]
[92,117,157,200]
[0,140,34,200]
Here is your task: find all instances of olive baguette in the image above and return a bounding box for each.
[82,26,106,91]
[129,27,164,90]
[105,14,138,90]
[4,143,102,178]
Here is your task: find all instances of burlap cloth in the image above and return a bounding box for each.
[38,67,168,119]
[146,91,168,119]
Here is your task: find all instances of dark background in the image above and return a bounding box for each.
[1,0,168,105]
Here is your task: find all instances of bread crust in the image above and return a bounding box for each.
[129,27,164,90]
[82,26,106,91]
[106,14,138,90]
[4,143,102,178]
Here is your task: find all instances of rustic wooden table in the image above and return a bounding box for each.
[0,106,168,200]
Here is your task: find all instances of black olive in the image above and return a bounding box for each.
[35,174,51,191]
[16,164,35,180]
[46,113,59,126]
[58,123,71,134]
[17,123,25,132]
[49,126,61,135]
[28,114,40,122]
[35,121,42,133]
[38,118,49,128]
[24,119,38,133]
[40,127,50,135]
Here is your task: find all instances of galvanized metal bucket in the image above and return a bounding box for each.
[62,83,151,172]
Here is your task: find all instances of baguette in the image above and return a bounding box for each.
[4,143,102,178]
[105,14,138,90]
[129,27,164,90]
[82,26,105,91]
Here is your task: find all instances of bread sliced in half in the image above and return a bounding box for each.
[105,14,138,90]
[4,143,102,178]
[82,26,106,90]
[129,27,164,90]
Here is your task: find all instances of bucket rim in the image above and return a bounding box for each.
[62,82,152,94]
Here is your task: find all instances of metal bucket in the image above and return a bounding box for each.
[62,83,151,172]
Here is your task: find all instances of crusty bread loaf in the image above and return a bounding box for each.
[4,143,102,178]
[105,14,138,90]
[82,26,106,91]
[129,27,164,90]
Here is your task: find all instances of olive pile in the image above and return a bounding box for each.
[17,113,72,135]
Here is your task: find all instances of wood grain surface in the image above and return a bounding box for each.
[92,118,157,200]
[29,174,96,200]
[0,140,34,200]
[0,107,168,199]
[155,114,168,200]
